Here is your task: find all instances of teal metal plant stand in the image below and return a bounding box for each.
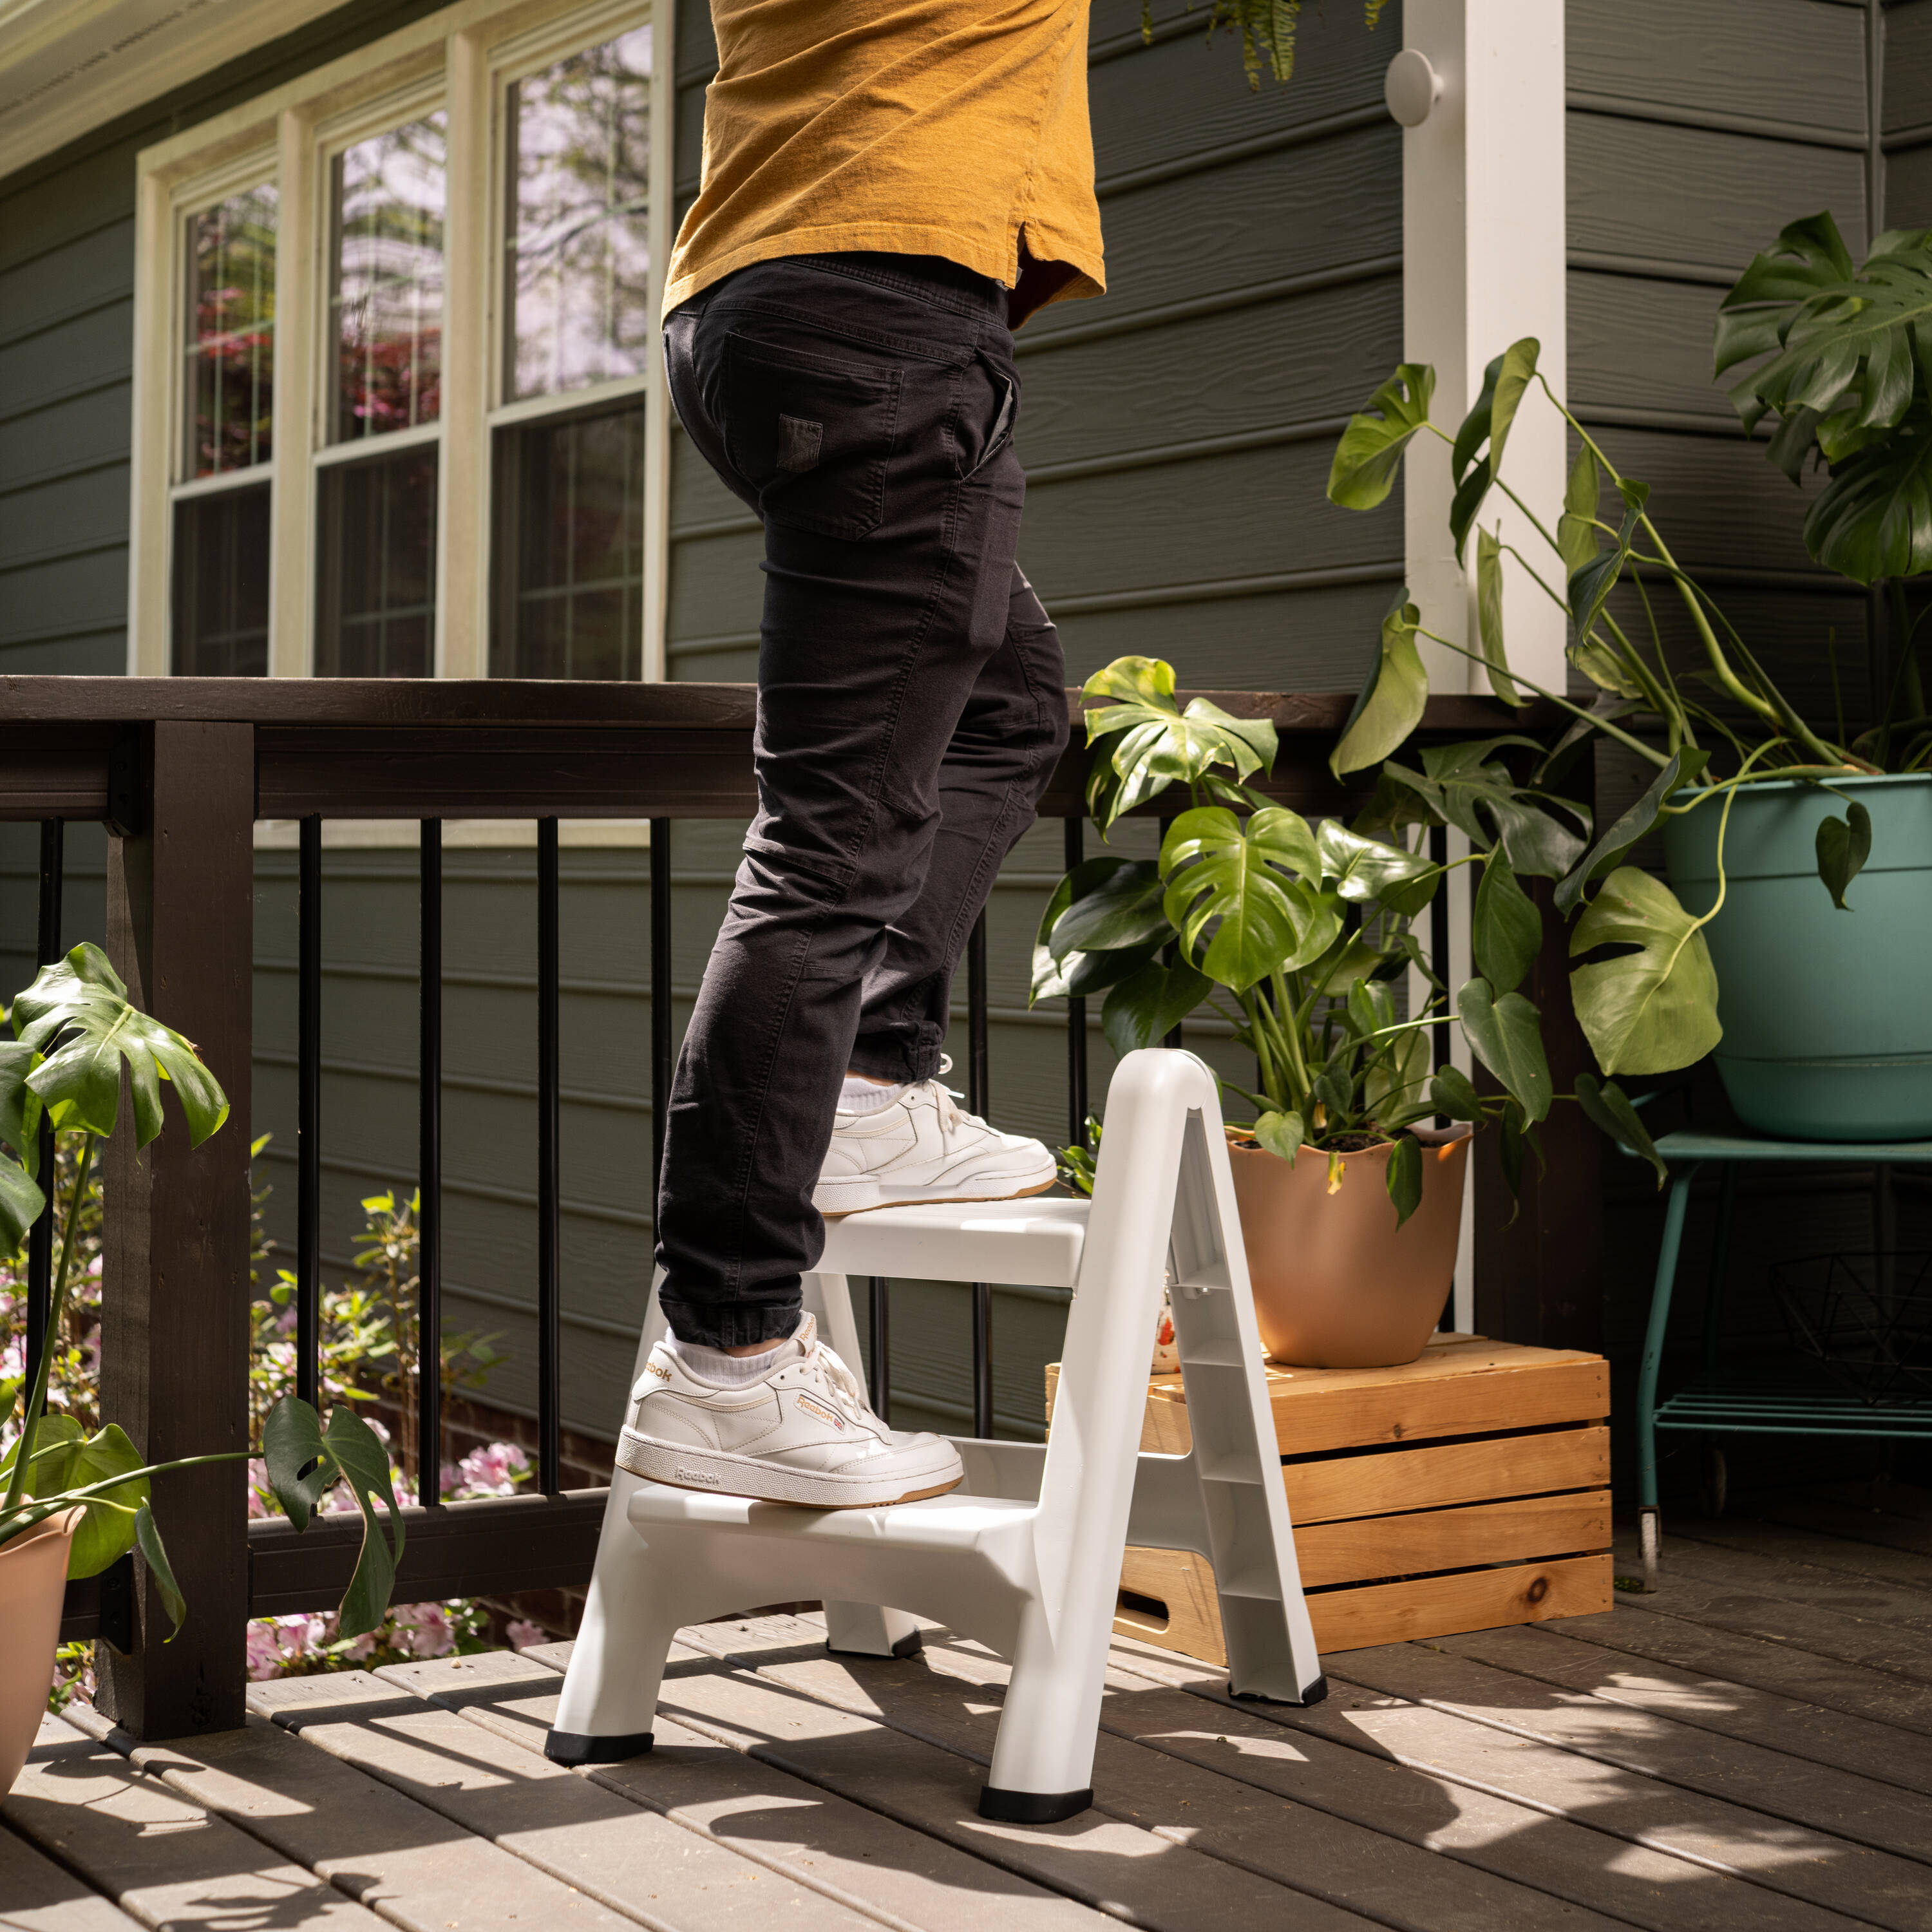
[1634,1129,1932,1592]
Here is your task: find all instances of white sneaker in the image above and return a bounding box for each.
[615,1312,964,1508]
[814,1056,1058,1217]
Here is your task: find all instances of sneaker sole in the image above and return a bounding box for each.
[615,1429,965,1509]
[817,1174,1059,1220]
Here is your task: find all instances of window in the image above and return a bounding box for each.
[132,1,670,683]
[493,24,652,679]
[316,111,448,677]
[171,184,276,675]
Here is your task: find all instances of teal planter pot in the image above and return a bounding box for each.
[1662,772,1932,1141]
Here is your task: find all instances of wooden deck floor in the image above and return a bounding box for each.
[8,1486,1932,1932]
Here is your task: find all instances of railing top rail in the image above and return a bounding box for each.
[0,676,1555,737]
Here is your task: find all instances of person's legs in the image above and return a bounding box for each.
[848,565,1068,1084]
[654,254,1046,1350]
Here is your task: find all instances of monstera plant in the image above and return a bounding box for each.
[1034,659,1662,1222]
[1323,215,1932,1141]
[1,946,402,1674]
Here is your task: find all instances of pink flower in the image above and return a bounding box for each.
[392,1602,455,1658]
[245,1622,284,1680]
[452,1443,529,1498]
[506,1619,547,1652]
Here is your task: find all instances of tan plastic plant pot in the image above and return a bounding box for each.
[1227,1124,1473,1368]
[0,1507,82,1797]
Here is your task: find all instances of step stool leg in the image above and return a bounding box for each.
[805,1270,923,1660]
[546,1467,678,1763]
[980,1598,1099,1822]
[548,1276,681,1763]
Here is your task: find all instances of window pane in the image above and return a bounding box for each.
[184,186,277,478]
[491,399,643,678]
[316,446,438,676]
[506,28,651,401]
[331,114,446,441]
[172,483,272,674]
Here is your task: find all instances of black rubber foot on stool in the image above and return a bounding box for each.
[544,1729,654,1765]
[825,1627,925,1660]
[978,1785,1094,1824]
[1230,1673,1328,1709]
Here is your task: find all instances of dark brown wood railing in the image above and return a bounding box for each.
[1,676,1591,1740]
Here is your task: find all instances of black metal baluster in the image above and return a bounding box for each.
[1158,815,1182,1048]
[537,818,562,1495]
[649,818,672,1208]
[296,815,321,1408]
[1428,824,1451,1076]
[868,1276,890,1419]
[418,820,442,1504]
[24,819,63,1394]
[1064,815,1087,1147]
[965,912,993,1435]
[971,1281,994,1439]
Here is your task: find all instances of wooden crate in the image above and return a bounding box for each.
[1045,1334,1613,1663]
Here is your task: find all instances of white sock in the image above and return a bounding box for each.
[669,1322,804,1388]
[838,1074,907,1115]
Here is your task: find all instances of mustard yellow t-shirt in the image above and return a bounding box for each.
[664,0,1104,329]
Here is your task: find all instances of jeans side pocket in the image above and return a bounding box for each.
[724,331,904,541]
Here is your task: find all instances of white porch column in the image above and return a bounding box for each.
[1396,5,1567,1334]
[1400,0,1568,698]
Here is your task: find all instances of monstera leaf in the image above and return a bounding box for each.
[1569,866,1722,1075]
[1080,658,1277,833]
[12,943,229,1147]
[1,1420,153,1580]
[1158,807,1339,992]
[1315,820,1436,915]
[1475,526,1523,706]
[1803,406,1932,582]
[1450,339,1540,561]
[1716,214,1932,442]
[1718,216,1932,579]
[263,1397,405,1640]
[1327,363,1435,509]
[1331,591,1428,779]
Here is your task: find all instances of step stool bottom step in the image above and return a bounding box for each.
[979,1785,1094,1824]
[543,1729,654,1766]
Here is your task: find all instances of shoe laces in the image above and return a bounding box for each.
[811,1337,881,1426]
[922,1053,986,1145]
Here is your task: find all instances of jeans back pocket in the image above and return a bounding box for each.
[724,330,904,541]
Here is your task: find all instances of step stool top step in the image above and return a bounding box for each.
[627,1480,1034,1550]
[817,1195,1089,1288]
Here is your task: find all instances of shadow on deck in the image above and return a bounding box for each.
[7,1484,1932,1932]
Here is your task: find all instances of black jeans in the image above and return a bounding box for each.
[656,253,1070,1349]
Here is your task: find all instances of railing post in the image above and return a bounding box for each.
[98,722,255,1739]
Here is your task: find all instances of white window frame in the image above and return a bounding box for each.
[128,0,674,682]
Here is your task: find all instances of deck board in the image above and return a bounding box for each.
[245,1669,876,1932]
[1612,1530,1932,1687]
[1551,1600,1932,1738]
[650,1631,1357,1932]
[0,1818,146,1931]
[1,1716,383,1931]
[1328,1640,1932,1917]
[382,1651,1120,1932]
[66,1696,633,1932]
[1105,1638,1882,1932]
[1673,1515,1932,1598]
[10,1492,1932,1932]
[1438,1620,1932,1797]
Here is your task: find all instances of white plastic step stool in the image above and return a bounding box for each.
[546,1048,1324,1821]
